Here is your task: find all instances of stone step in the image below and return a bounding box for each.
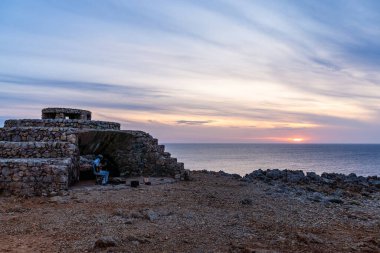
[0,141,78,159]
[5,119,120,130]
[0,158,77,196]
[0,127,78,143]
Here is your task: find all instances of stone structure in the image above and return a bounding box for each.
[5,119,120,130]
[0,108,187,197]
[42,108,91,120]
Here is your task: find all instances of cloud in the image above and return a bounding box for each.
[1,0,380,142]
[0,74,166,98]
[176,120,214,125]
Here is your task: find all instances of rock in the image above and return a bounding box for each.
[126,235,151,244]
[327,197,344,204]
[131,241,140,246]
[109,177,126,184]
[1,167,10,177]
[217,170,242,179]
[321,177,333,184]
[130,211,144,219]
[94,236,118,248]
[124,219,133,224]
[349,200,361,206]
[231,173,241,180]
[296,232,324,244]
[241,198,253,205]
[49,196,69,204]
[286,170,306,183]
[113,208,127,217]
[307,192,324,202]
[49,191,58,197]
[369,179,380,188]
[306,172,321,181]
[266,169,284,180]
[183,169,191,181]
[145,210,159,221]
[246,169,265,180]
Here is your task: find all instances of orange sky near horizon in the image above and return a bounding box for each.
[1,1,380,143]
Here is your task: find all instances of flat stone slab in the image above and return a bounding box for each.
[0,158,73,165]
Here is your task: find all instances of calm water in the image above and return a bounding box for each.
[165,144,380,176]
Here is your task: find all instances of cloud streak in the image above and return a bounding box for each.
[0,0,380,142]
[176,120,214,126]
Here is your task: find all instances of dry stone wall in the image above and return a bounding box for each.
[78,130,187,180]
[42,108,91,120]
[0,127,78,143]
[0,141,78,158]
[0,158,75,197]
[0,107,187,197]
[5,119,120,130]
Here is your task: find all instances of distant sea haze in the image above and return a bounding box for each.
[165,144,380,177]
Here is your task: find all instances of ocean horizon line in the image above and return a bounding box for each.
[164,142,380,145]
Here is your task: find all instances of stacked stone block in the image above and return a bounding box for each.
[0,141,78,158]
[0,107,187,197]
[0,158,76,197]
[42,107,91,120]
[5,119,120,130]
[0,126,80,197]
[0,127,78,143]
[78,130,187,180]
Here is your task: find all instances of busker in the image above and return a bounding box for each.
[93,155,109,185]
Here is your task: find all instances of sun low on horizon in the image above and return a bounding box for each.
[288,138,305,143]
[0,0,380,143]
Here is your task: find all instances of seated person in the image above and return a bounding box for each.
[93,155,109,185]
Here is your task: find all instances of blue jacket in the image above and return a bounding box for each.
[93,158,101,174]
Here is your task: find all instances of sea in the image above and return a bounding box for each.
[165,144,380,177]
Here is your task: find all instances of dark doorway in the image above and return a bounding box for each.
[76,130,137,180]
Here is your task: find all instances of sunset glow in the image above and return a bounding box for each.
[290,138,304,143]
[1,1,380,143]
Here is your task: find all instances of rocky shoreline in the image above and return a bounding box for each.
[209,169,380,205]
[1,169,379,252]
[243,169,380,193]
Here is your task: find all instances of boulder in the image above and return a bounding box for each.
[241,198,253,205]
[306,172,321,182]
[326,197,344,204]
[94,236,118,248]
[307,192,325,202]
[286,170,306,183]
[144,210,159,221]
[266,169,285,180]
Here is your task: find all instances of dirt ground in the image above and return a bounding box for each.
[0,171,379,253]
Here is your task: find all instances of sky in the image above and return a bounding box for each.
[1,0,380,143]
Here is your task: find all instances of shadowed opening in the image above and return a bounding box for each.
[77,130,140,180]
